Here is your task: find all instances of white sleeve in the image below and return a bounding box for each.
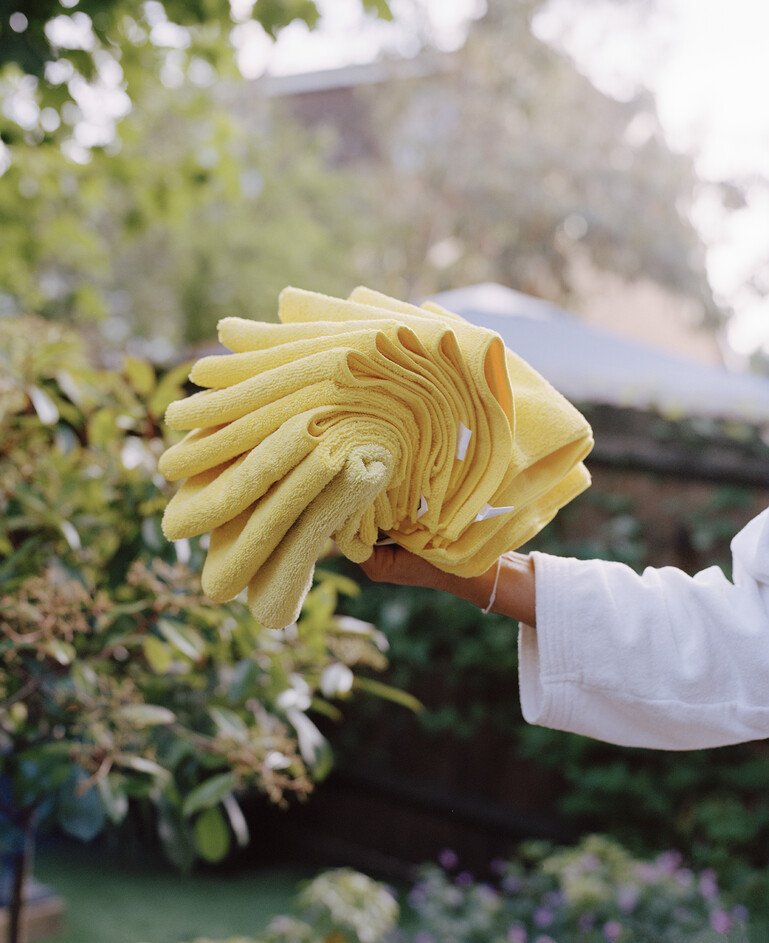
[518,508,769,750]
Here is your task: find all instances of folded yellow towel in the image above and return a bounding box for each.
[160,286,593,627]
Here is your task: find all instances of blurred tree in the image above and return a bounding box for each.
[0,72,367,342]
[359,0,721,329]
[0,0,391,147]
[0,0,725,346]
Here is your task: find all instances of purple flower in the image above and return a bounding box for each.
[507,926,527,943]
[698,869,719,900]
[444,887,463,907]
[455,870,474,888]
[534,906,554,928]
[656,850,683,875]
[603,920,623,942]
[580,853,601,872]
[501,874,523,894]
[710,909,732,935]
[731,904,749,923]
[634,862,658,883]
[617,885,639,913]
[414,933,435,943]
[476,883,500,910]
[408,883,428,907]
[438,848,459,870]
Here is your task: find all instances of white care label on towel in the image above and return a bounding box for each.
[474,503,515,522]
[417,494,429,518]
[456,422,472,460]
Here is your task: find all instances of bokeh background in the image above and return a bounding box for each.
[2,1,769,942]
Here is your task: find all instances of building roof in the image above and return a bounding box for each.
[256,55,447,98]
[430,283,769,426]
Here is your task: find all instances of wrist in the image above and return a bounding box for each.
[435,562,505,610]
[442,552,536,625]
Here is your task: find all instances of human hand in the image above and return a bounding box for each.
[360,545,447,590]
[360,544,536,626]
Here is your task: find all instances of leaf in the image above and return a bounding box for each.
[253,0,320,36]
[123,355,156,396]
[143,635,174,674]
[27,385,59,425]
[115,754,171,782]
[182,772,238,818]
[222,793,249,849]
[55,369,84,406]
[54,424,79,455]
[87,406,115,447]
[208,706,249,739]
[309,697,343,722]
[226,659,259,704]
[287,709,332,779]
[118,704,176,727]
[156,797,197,873]
[311,737,334,783]
[193,806,231,863]
[314,568,361,598]
[97,774,129,825]
[362,0,393,20]
[43,639,76,665]
[149,360,193,417]
[141,516,164,551]
[353,677,424,713]
[60,519,81,550]
[58,775,106,843]
[157,619,206,661]
[300,581,337,628]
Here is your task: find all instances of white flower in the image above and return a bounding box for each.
[321,662,354,698]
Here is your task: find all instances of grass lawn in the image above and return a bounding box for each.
[35,842,308,943]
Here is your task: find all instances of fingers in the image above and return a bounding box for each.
[360,546,442,589]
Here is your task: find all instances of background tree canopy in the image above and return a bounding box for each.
[1,0,391,84]
[0,0,723,353]
[0,0,390,151]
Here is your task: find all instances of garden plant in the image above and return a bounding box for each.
[182,834,749,943]
[0,316,404,943]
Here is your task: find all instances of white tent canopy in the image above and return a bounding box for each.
[430,283,769,426]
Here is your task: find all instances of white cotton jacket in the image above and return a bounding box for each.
[518,507,769,750]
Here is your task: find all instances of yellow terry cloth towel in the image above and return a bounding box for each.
[160,286,593,628]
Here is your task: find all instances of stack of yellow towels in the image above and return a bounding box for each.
[160,286,593,628]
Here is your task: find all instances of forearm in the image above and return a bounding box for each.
[423,552,537,626]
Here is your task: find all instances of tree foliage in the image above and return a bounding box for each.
[0,80,367,341]
[0,0,724,348]
[359,0,720,326]
[0,0,393,184]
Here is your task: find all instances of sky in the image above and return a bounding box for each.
[234,0,769,361]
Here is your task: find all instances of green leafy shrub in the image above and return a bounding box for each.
[190,868,399,943]
[0,316,393,878]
